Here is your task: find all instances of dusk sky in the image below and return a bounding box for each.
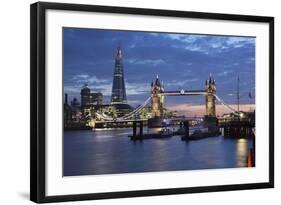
[63,28,255,116]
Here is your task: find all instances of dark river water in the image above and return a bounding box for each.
[63,128,253,176]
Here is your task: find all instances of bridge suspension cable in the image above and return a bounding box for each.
[95,96,151,121]
[120,96,151,120]
[214,94,240,116]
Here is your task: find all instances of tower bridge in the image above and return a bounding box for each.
[150,75,216,120]
[93,75,230,125]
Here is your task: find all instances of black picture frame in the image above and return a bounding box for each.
[30,2,274,203]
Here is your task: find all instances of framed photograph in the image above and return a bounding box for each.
[30,2,274,203]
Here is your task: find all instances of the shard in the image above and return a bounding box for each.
[111,47,127,104]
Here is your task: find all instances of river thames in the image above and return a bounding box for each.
[63,127,253,176]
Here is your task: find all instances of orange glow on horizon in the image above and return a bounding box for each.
[167,103,255,117]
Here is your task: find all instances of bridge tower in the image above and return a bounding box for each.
[151,75,164,118]
[205,75,216,117]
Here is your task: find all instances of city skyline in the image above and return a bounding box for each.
[63,28,255,116]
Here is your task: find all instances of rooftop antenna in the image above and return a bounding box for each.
[249,91,252,112]
[237,75,240,119]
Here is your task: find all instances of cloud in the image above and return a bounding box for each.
[216,70,234,77]
[166,78,199,87]
[64,85,81,94]
[127,58,165,66]
[72,74,89,79]
[148,33,159,37]
[165,34,205,43]
[184,45,207,53]
[226,37,255,47]
[126,82,150,95]
[72,74,110,84]
[166,34,255,55]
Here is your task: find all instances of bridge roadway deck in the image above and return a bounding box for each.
[162,90,206,96]
[95,117,203,124]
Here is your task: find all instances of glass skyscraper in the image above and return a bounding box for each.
[111,47,127,104]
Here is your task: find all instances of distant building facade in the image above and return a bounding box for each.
[64,84,104,129]
[64,93,72,123]
[81,84,103,108]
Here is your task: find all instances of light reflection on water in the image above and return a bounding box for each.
[236,138,248,167]
[64,128,253,176]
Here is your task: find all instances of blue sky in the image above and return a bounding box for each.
[63,27,255,116]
